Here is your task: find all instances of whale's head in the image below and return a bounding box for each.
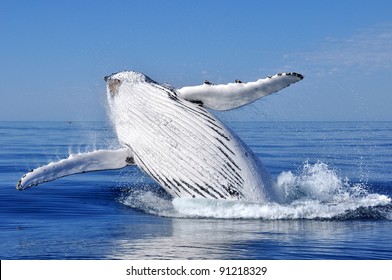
[104,71,165,129]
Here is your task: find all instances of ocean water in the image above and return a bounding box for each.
[1,121,391,259]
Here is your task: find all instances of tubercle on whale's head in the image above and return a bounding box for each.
[104,71,130,99]
[105,77,122,98]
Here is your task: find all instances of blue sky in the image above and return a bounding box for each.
[1,0,391,121]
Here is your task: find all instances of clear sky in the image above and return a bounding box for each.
[1,0,391,121]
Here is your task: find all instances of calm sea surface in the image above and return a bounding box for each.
[1,121,391,259]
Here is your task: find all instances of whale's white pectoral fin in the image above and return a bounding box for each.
[17,148,134,190]
[178,72,304,111]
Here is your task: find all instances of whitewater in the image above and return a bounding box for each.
[120,161,391,220]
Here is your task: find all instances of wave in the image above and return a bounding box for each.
[119,162,391,220]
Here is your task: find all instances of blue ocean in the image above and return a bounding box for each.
[1,121,391,259]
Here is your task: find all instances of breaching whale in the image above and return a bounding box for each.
[17,71,303,203]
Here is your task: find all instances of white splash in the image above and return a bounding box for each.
[121,161,391,220]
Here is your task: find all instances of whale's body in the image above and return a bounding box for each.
[107,72,277,202]
[17,71,303,203]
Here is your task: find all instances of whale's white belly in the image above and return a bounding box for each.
[109,80,281,202]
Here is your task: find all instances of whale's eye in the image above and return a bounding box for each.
[107,79,122,97]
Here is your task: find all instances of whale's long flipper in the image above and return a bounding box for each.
[17,148,134,190]
[178,72,303,111]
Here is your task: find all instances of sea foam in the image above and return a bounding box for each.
[120,161,391,220]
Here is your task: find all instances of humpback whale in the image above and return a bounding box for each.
[17,71,303,203]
